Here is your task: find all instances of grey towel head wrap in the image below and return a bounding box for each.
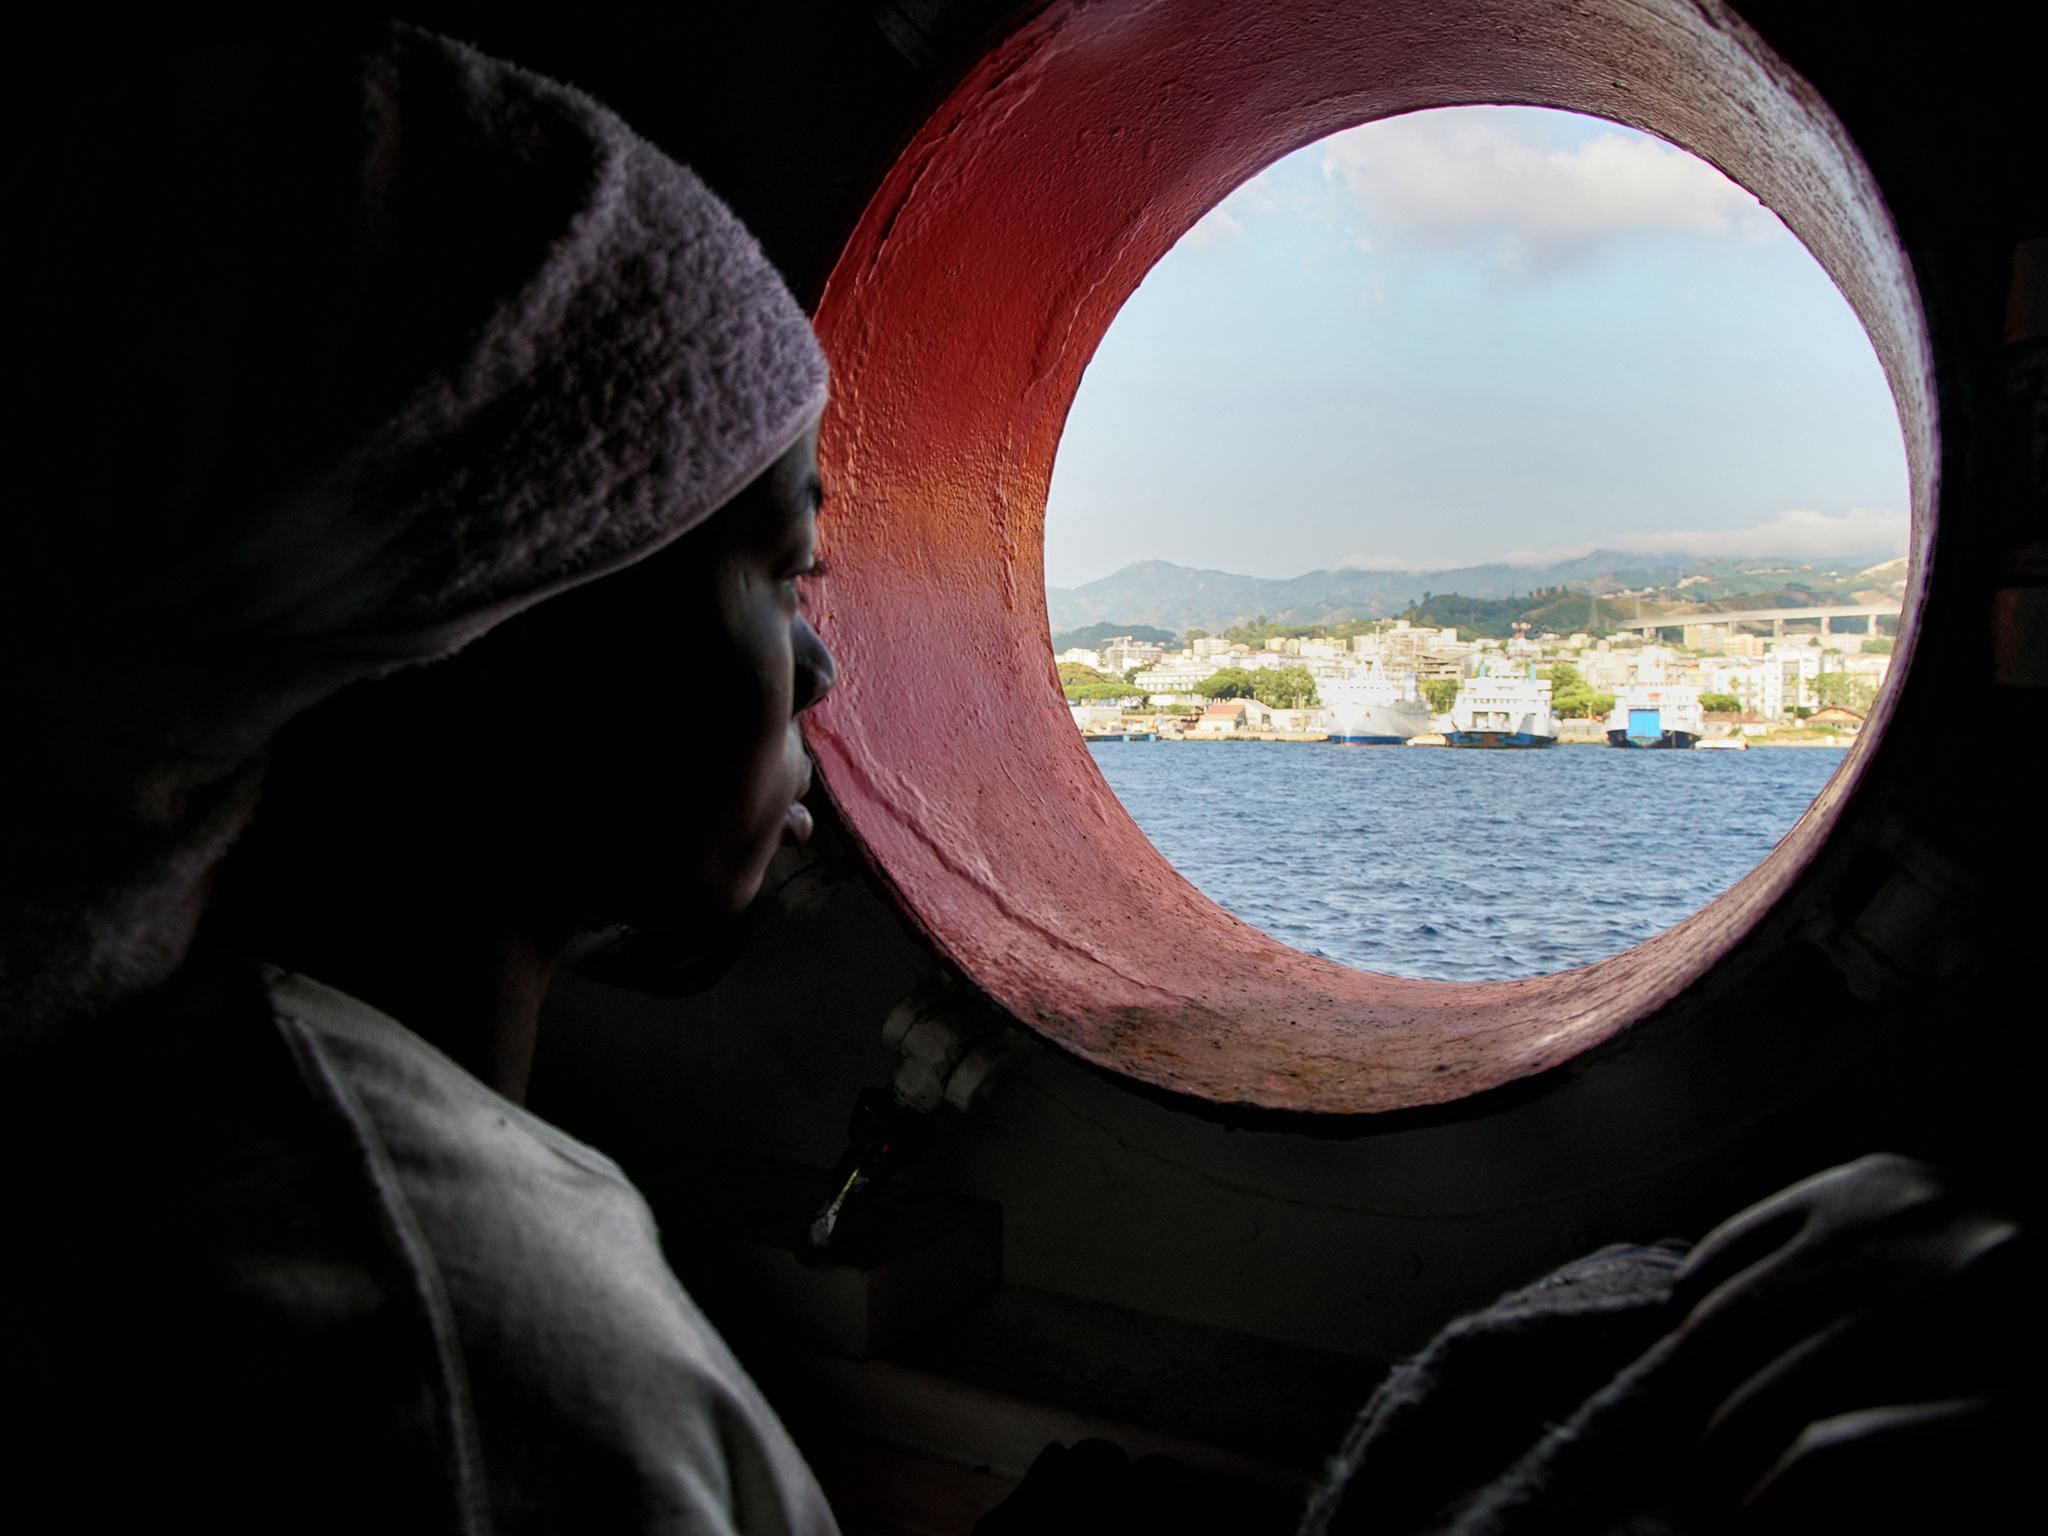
[2,24,829,1035]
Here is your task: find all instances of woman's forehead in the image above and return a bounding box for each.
[718,424,824,549]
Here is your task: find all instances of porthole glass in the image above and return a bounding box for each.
[1046,107,1910,981]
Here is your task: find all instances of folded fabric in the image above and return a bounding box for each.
[1302,1242,1696,1536]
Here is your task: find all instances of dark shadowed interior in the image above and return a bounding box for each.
[9,4,2043,1531]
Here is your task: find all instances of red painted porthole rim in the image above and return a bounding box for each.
[804,0,1934,1115]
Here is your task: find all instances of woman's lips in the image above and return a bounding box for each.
[784,747,815,845]
[784,800,814,845]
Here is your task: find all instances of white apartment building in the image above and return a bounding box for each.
[1131,656,1214,703]
[1575,650,1632,691]
[1352,621,1457,663]
[1703,644,1824,717]
[1098,639,1166,674]
[1770,644,1825,715]
[1635,645,1684,680]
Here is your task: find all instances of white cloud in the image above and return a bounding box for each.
[1178,171,1276,249]
[1334,553,1433,571]
[1614,507,1907,558]
[1497,507,1907,565]
[1180,203,1244,249]
[1175,167,1326,251]
[1225,168,1317,219]
[1319,108,1785,271]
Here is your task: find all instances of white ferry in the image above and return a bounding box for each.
[1445,668,1558,749]
[1320,667,1433,745]
[1605,683,1704,750]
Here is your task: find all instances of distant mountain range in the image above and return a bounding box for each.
[1045,552,1905,636]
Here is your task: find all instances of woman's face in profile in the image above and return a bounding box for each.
[490,421,835,930]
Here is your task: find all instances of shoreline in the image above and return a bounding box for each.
[1086,732,1852,749]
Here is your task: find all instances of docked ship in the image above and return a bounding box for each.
[1605,683,1704,749]
[1320,668,1433,744]
[1444,668,1558,748]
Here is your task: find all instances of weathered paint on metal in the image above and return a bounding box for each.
[804,0,1935,1115]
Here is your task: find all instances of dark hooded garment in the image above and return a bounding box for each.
[4,25,834,1533]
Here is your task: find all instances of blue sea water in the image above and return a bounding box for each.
[1085,740,1847,982]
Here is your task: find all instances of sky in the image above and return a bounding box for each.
[1042,107,1912,590]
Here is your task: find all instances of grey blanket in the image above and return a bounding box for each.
[1302,1242,1700,1536]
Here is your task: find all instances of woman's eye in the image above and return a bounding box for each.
[792,558,830,605]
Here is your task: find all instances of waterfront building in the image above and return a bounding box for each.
[1704,710,1775,737]
[1414,645,1473,682]
[1069,701,1129,731]
[1352,621,1461,673]
[1712,644,1824,718]
[1576,651,1632,691]
[1767,643,1824,715]
[1131,657,1213,699]
[1098,638,1166,674]
[1718,660,1774,717]
[1191,698,1272,735]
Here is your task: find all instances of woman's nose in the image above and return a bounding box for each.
[793,614,837,713]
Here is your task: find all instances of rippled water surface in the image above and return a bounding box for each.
[1087,740,1847,982]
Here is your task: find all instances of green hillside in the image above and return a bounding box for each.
[1398,588,1610,639]
[1049,620,1179,652]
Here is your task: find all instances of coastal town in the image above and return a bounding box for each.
[1060,613,1896,748]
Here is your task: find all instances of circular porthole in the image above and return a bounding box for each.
[805,0,1935,1114]
[1046,105,1911,986]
